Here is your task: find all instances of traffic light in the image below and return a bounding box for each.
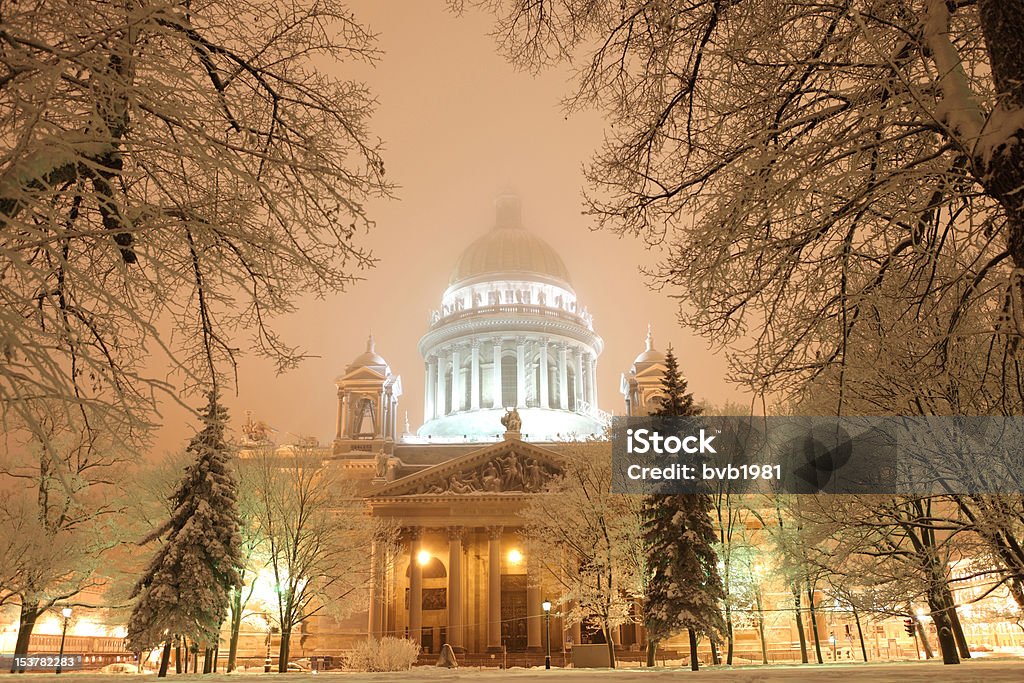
[903,618,915,637]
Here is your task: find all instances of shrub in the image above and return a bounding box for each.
[347,636,420,672]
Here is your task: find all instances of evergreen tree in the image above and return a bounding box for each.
[654,345,698,417]
[126,394,242,676]
[642,345,726,670]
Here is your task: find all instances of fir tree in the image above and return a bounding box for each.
[126,394,242,676]
[642,345,726,670]
[654,345,698,417]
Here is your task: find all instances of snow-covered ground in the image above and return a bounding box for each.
[3,659,1024,683]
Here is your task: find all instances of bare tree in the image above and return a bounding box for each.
[468,0,1024,401]
[520,440,646,668]
[0,0,391,451]
[0,407,129,671]
[249,445,379,672]
[225,457,267,673]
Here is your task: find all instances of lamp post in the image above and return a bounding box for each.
[542,600,551,670]
[264,623,279,673]
[56,607,72,674]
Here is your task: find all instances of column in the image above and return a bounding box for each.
[451,345,463,412]
[409,529,423,646]
[539,342,549,408]
[342,389,350,438]
[570,618,581,647]
[584,354,596,405]
[368,540,382,638]
[436,350,447,417]
[487,527,502,651]
[590,356,598,405]
[527,577,542,651]
[447,528,465,652]
[425,357,436,422]
[492,338,503,408]
[574,350,584,409]
[470,340,481,410]
[336,391,347,438]
[558,344,568,410]
[516,338,526,408]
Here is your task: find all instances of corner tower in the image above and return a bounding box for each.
[417,195,605,441]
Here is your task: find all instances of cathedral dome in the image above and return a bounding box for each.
[632,328,666,368]
[448,195,572,288]
[347,336,389,372]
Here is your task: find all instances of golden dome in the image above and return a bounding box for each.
[448,195,572,288]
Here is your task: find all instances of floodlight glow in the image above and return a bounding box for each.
[417,550,431,566]
[507,549,523,564]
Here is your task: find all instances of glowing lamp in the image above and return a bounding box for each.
[417,550,431,566]
[61,607,72,619]
[507,549,523,564]
[542,600,551,613]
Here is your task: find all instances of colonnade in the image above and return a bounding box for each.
[423,337,597,423]
[367,526,585,653]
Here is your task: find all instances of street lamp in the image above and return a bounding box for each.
[56,606,72,674]
[264,622,279,673]
[542,600,552,670]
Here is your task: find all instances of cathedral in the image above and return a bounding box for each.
[258,194,674,663]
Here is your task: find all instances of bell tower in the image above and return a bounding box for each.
[620,326,669,416]
[333,336,402,455]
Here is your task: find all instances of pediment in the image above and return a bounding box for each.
[337,365,389,383]
[634,363,668,380]
[370,439,564,498]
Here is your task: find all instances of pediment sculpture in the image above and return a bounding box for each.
[416,452,559,495]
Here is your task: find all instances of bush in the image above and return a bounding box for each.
[347,636,420,672]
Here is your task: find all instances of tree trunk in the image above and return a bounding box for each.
[203,647,213,674]
[10,601,41,673]
[212,644,219,673]
[927,598,960,665]
[806,582,824,664]
[915,618,934,659]
[688,630,700,671]
[227,591,242,672]
[725,606,734,665]
[174,640,182,675]
[793,587,809,664]
[852,607,868,662]
[977,1,1024,271]
[182,637,189,674]
[645,639,657,667]
[278,628,291,673]
[604,625,616,669]
[710,637,720,665]
[158,641,171,678]
[941,585,971,659]
[757,614,769,664]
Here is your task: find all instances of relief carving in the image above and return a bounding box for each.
[417,451,558,495]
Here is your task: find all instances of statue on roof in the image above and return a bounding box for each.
[500,407,522,433]
[241,410,274,445]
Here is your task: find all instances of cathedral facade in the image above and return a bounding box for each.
[301,194,667,661]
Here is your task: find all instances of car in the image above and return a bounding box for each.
[285,661,308,672]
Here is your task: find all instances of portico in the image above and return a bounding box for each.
[366,438,570,655]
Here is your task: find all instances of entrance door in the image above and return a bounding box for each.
[501,575,528,652]
[422,627,434,654]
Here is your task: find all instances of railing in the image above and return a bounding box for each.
[429,304,593,331]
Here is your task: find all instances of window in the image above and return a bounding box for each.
[501,354,517,407]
